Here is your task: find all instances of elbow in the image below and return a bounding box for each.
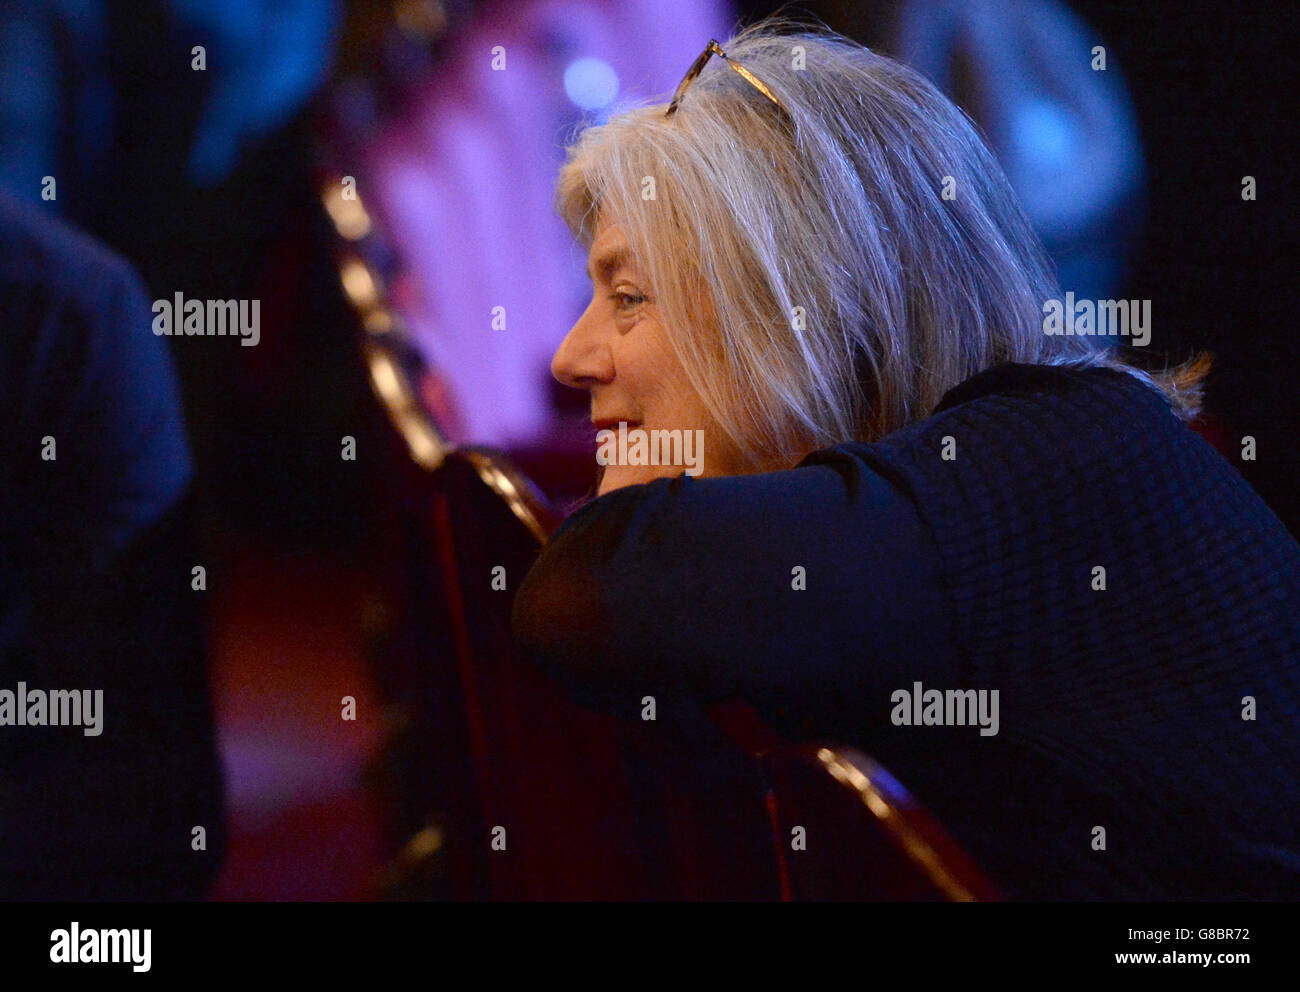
[511,553,604,680]
[512,545,656,713]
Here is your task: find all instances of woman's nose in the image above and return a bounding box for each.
[551,306,613,389]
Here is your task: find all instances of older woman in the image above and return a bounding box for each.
[511,20,1300,900]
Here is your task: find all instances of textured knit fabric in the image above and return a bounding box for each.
[513,362,1300,900]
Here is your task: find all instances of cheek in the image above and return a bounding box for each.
[615,321,749,473]
[611,319,677,408]
[664,374,713,432]
[643,366,723,456]
[641,329,709,422]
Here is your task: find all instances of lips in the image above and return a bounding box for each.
[591,418,641,432]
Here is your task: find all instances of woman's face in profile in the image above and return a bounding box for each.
[552,216,744,494]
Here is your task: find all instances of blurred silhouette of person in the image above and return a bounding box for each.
[883,0,1146,306]
[0,0,354,550]
[0,191,225,899]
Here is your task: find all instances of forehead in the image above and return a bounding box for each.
[585,218,637,280]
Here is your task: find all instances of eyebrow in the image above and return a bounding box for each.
[585,247,632,283]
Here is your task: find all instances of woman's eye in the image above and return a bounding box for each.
[611,292,645,312]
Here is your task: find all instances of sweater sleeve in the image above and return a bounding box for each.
[511,444,958,735]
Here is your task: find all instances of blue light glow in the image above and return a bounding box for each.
[1010,99,1079,172]
[563,57,619,110]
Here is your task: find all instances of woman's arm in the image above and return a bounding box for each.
[511,445,958,732]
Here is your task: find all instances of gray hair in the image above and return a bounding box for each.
[556,17,1205,471]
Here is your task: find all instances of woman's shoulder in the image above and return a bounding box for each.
[930,360,1160,415]
[826,358,1297,571]
[862,360,1183,473]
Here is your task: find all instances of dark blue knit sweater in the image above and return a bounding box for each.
[512,362,1300,899]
